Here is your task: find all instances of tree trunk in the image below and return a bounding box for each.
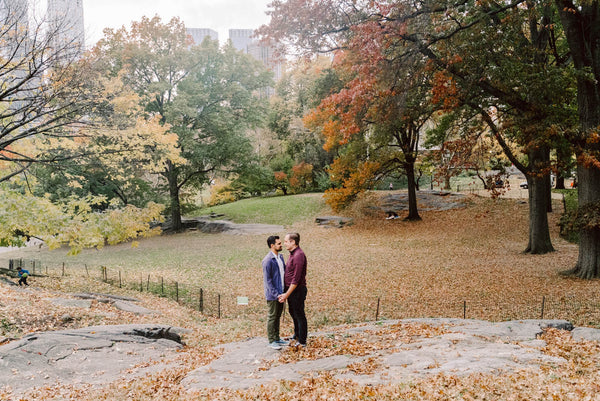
[555,176,565,190]
[166,162,183,232]
[444,175,451,190]
[556,0,600,277]
[524,148,554,254]
[404,161,421,221]
[568,163,600,278]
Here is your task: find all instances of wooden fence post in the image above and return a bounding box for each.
[199,288,203,312]
[540,296,546,319]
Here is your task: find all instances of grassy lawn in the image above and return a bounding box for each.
[195,193,327,225]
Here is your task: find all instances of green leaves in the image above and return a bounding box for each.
[0,189,163,255]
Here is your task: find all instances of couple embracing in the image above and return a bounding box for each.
[261,233,308,350]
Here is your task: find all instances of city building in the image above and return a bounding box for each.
[0,0,29,58]
[229,29,255,53]
[47,0,85,58]
[186,28,218,45]
[228,29,282,96]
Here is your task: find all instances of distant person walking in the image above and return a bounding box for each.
[278,232,308,348]
[262,235,287,350]
[17,267,29,286]
[389,182,393,190]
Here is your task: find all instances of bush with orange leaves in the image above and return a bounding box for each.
[324,159,381,212]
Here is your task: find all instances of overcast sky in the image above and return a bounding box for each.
[82,0,273,47]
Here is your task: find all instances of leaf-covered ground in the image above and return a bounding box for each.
[2,194,600,399]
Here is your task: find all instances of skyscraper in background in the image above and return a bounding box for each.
[229,29,282,96]
[47,0,85,58]
[0,0,29,58]
[186,28,218,45]
[229,29,254,53]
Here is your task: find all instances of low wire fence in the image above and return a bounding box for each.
[6,259,600,328]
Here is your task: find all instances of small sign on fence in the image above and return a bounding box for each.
[237,296,249,306]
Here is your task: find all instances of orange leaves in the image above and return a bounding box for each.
[290,162,314,192]
[274,171,288,182]
[431,70,460,110]
[324,160,381,211]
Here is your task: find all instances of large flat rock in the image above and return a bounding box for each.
[183,319,594,392]
[0,324,184,395]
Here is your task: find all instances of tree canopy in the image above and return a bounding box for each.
[95,16,273,230]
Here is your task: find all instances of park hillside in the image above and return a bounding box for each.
[2,192,600,399]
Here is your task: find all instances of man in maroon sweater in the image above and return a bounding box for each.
[278,232,308,347]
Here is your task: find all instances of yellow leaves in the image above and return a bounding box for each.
[0,189,164,254]
[324,160,381,211]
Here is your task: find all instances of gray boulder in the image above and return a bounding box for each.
[0,324,184,395]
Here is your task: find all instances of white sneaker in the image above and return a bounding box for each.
[268,342,282,350]
[275,339,289,346]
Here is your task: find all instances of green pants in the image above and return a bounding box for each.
[267,300,284,343]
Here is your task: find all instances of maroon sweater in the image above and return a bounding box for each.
[284,246,307,288]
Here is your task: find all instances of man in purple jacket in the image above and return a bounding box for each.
[278,232,308,348]
[262,235,288,350]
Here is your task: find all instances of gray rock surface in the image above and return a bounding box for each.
[113,300,157,315]
[315,216,354,228]
[0,324,183,395]
[376,190,467,214]
[3,319,600,396]
[48,298,92,308]
[184,319,596,392]
[184,218,284,235]
[69,293,158,315]
[72,293,140,302]
[572,327,600,341]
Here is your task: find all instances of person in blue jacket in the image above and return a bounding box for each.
[262,235,288,350]
[17,267,29,286]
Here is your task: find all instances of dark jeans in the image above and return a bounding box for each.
[267,300,284,343]
[287,286,307,345]
[18,277,28,286]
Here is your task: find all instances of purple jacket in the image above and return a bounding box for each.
[262,252,285,301]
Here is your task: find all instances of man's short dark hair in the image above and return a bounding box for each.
[286,232,300,245]
[267,235,279,248]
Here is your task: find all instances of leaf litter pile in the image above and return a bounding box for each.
[2,195,600,399]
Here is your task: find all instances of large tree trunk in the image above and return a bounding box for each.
[557,1,600,277]
[404,161,421,221]
[165,162,183,232]
[444,175,451,190]
[569,164,600,278]
[524,148,554,254]
[555,176,565,190]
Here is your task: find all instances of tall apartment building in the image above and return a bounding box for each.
[229,29,255,53]
[0,0,29,58]
[186,28,218,45]
[47,0,85,58]
[229,29,282,96]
